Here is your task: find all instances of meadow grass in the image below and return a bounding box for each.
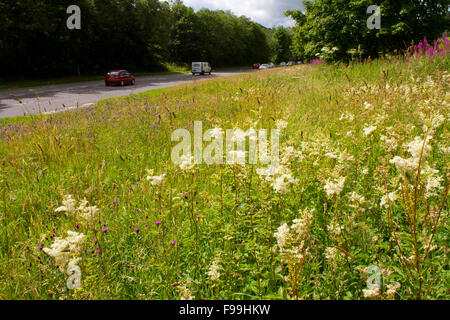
[0,54,448,300]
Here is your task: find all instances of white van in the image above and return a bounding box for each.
[192,62,212,75]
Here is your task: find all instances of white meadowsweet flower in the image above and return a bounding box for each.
[405,136,432,159]
[327,221,344,236]
[389,156,418,174]
[339,112,354,122]
[380,135,398,152]
[43,238,71,271]
[291,209,313,238]
[386,282,401,298]
[256,163,287,182]
[422,166,443,198]
[55,195,98,225]
[422,111,445,135]
[280,146,303,164]
[55,195,76,214]
[147,174,166,186]
[363,125,377,136]
[43,231,85,272]
[325,152,339,159]
[179,155,195,172]
[324,177,346,198]
[364,102,373,110]
[207,257,221,282]
[380,192,398,208]
[348,192,365,205]
[177,285,194,300]
[274,223,291,249]
[271,172,297,194]
[78,204,99,223]
[362,287,380,299]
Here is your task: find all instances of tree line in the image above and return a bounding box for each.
[286,0,450,63]
[3,0,444,79]
[0,0,273,79]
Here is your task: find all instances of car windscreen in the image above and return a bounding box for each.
[109,72,119,76]
[192,63,201,67]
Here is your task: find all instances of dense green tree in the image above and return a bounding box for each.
[168,4,270,67]
[1,0,270,79]
[273,26,293,63]
[287,0,450,62]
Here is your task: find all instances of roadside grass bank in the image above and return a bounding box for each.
[0,54,448,300]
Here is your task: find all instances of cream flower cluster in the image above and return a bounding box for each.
[43,230,85,272]
[207,256,221,282]
[257,163,298,194]
[55,195,98,225]
[274,209,314,262]
[179,155,195,172]
[145,169,166,186]
[324,176,346,198]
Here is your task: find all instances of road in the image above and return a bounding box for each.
[0,70,253,118]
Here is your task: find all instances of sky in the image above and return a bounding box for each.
[182,0,305,28]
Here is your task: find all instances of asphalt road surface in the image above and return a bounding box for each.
[0,70,253,118]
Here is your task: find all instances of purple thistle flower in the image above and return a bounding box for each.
[50,233,56,238]
[171,241,177,245]
[37,244,42,249]
[90,249,95,253]
[155,220,161,225]
[102,227,108,233]
[97,249,102,254]
[135,227,140,233]
[92,238,97,243]
[113,200,118,205]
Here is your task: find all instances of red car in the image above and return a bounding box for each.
[252,63,261,69]
[105,70,135,86]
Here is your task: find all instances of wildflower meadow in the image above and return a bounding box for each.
[0,38,448,300]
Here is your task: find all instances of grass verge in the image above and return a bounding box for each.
[0,55,448,300]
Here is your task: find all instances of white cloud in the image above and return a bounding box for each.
[181,0,305,27]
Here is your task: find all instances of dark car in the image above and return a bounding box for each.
[105,70,135,86]
[252,63,261,69]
